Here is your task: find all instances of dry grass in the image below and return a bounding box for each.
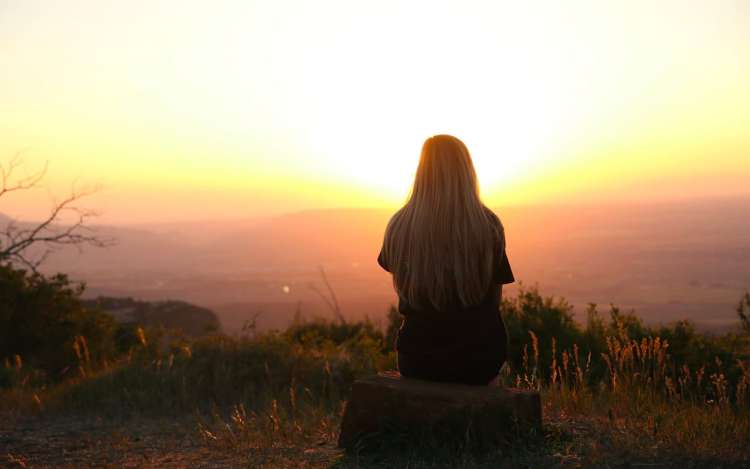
[3,317,750,468]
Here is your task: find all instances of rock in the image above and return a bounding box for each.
[338,372,542,450]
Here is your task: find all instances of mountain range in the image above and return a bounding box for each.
[5,197,749,334]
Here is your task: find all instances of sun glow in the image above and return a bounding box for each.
[1,1,748,222]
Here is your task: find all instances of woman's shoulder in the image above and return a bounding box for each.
[482,206,505,235]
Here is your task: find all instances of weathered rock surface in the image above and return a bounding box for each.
[338,372,542,450]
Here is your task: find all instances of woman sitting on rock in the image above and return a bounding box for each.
[377,134,515,386]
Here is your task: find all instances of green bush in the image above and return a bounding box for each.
[284,317,386,350]
[0,263,117,381]
[503,286,583,374]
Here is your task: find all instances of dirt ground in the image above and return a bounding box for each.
[4,412,749,469]
[1,413,341,469]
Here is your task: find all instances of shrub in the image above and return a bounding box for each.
[0,263,117,381]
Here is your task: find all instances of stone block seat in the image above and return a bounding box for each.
[338,372,542,450]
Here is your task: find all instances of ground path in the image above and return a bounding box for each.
[1,414,339,468]
[3,412,748,468]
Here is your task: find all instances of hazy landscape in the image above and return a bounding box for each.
[26,196,750,334]
[3,2,750,466]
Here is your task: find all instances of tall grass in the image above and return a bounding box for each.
[3,288,750,465]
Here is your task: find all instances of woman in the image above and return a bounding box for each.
[377,134,515,386]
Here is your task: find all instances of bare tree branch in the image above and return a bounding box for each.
[0,151,48,200]
[0,157,116,272]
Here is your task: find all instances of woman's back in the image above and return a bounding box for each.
[377,135,515,385]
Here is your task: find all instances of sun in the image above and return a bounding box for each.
[297,86,579,205]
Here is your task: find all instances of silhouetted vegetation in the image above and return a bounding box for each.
[2,272,750,466]
[0,263,117,385]
[0,263,221,388]
[0,155,113,272]
[503,286,750,391]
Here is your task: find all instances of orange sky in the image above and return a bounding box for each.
[1,1,748,224]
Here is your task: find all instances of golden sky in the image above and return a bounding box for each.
[1,0,748,224]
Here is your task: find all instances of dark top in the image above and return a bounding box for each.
[377,220,514,373]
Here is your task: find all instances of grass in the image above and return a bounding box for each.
[3,290,750,468]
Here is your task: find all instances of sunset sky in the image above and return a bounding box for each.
[1,0,748,224]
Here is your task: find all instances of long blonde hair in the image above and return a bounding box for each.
[381,134,502,311]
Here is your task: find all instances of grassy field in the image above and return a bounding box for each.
[3,288,750,468]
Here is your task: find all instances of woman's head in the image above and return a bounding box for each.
[412,134,480,205]
[382,134,502,311]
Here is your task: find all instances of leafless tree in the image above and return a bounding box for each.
[0,153,115,272]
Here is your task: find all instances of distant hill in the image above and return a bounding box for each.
[83,297,221,336]
[15,197,750,333]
